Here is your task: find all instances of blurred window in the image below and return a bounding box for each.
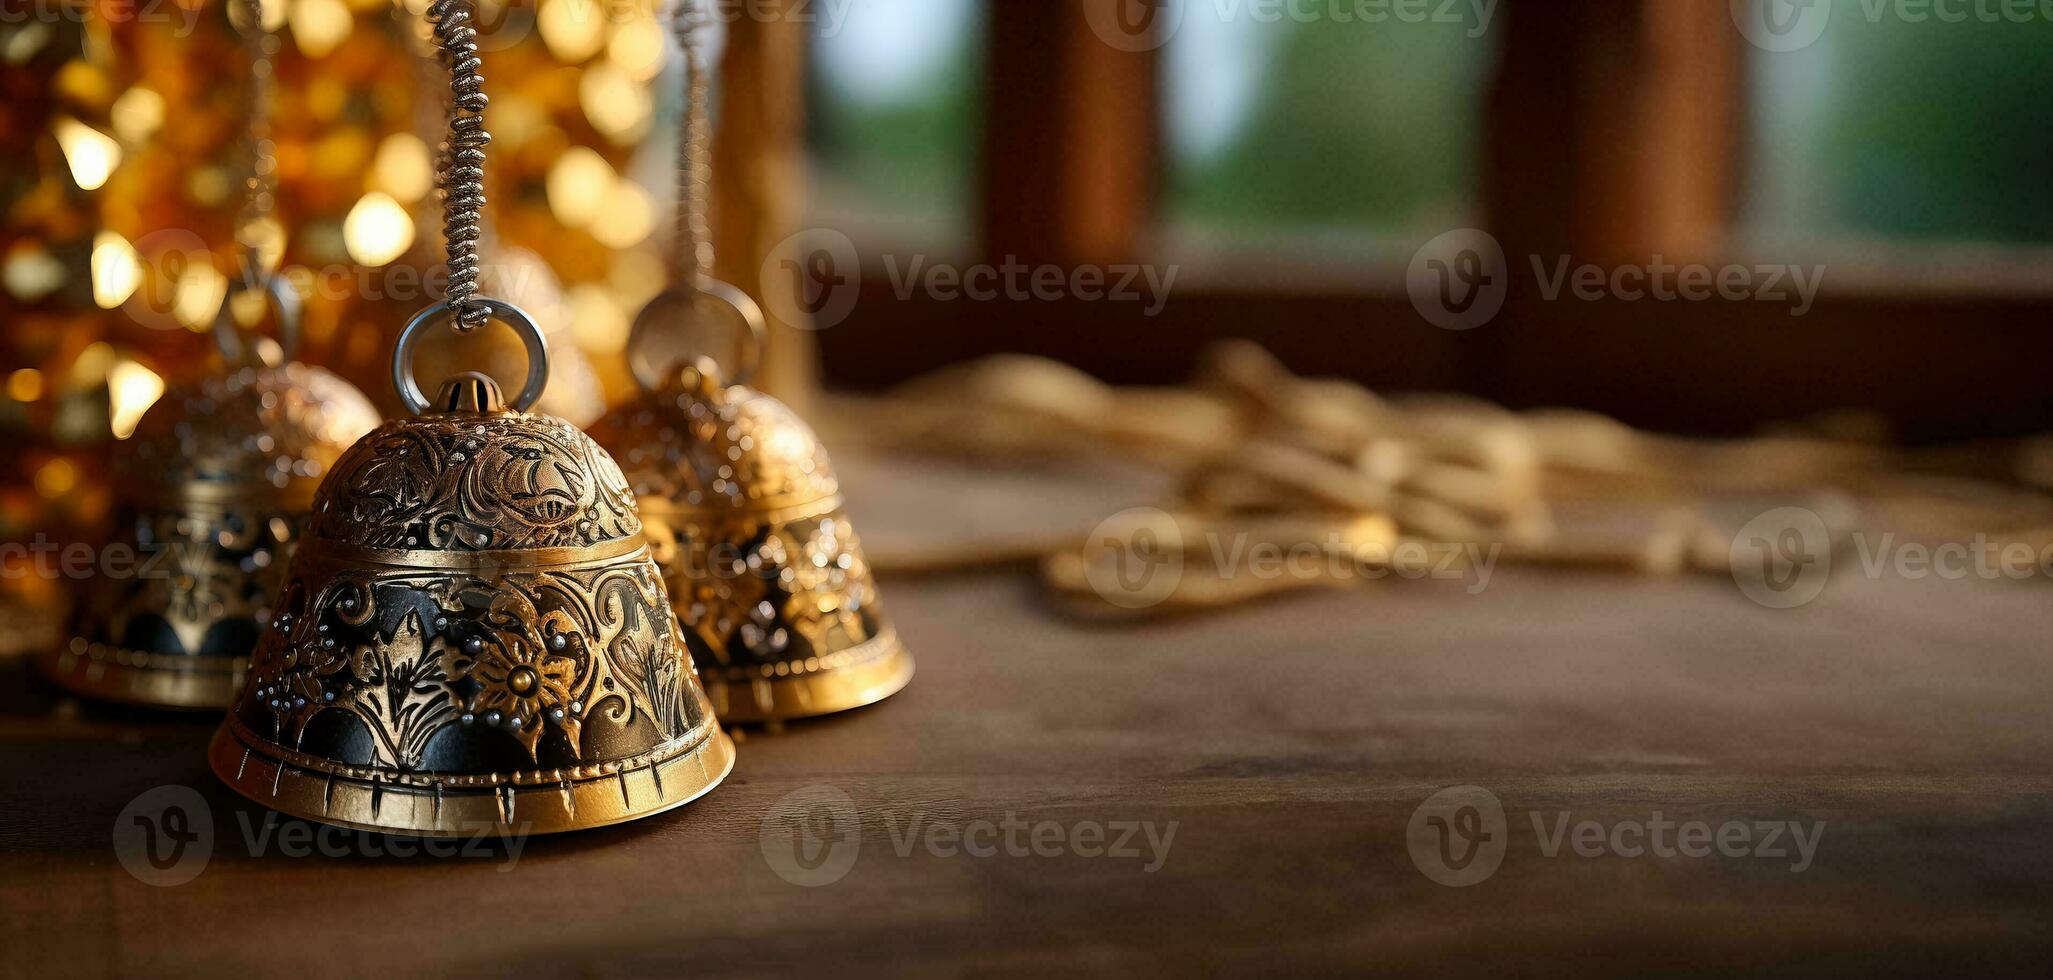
[806,0,984,250]
[1747,13,2053,246]
[1162,12,1497,257]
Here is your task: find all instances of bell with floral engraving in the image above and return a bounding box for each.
[41,281,381,708]
[208,299,734,835]
[591,287,914,724]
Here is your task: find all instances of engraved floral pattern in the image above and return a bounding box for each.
[313,411,641,551]
[243,558,706,773]
[443,595,585,758]
[121,362,379,502]
[590,379,897,685]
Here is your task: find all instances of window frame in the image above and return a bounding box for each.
[813,0,2053,439]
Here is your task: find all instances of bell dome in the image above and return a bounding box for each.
[310,395,643,552]
[595,366,838,515]
[122,362,381,509]
[589,361,913,724]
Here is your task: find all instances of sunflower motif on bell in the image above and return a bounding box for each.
[443,600,586,757]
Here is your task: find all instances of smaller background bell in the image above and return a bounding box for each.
[41,361,380,708]
[593,358,914,723]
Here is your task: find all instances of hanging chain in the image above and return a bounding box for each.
[233,0,277,285]
[427,0,491,332]
[671,0,713,288]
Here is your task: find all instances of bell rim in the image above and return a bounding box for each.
[703,633,914,724]
[38,640,246,710]
[207,719,737,837]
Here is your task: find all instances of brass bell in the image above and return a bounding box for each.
[209,300,734,835]
[42,280,380,708]
[590,285,913,723]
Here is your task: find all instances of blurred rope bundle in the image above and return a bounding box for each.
[826,341,2053,618]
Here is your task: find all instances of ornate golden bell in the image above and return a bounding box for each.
[209,300,734,836]
[42,288,381,708]
[591,294,913,723]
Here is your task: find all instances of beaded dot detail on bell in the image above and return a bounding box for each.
[42,363,381,709]
[590,360,913,724]
[209,374,734,836]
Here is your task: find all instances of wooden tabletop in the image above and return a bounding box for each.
[4,460,2052,978]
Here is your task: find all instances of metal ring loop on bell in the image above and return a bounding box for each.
[626,278,768,391]
[213,275,301,366]
[393,299,550,415]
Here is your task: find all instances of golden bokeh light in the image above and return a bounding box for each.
[343,192,415,267]
[91,231,142,309]
[107,360,165,440]
[3,244,65,302]
[608,12,667,81]
[370,133,434,202]
[539,0,609,63]
[54,117,121,191]
[35,459,79,499]
[546,146,614,229]
[172,263,229,333]
[110,86,166,143]
[290,0,355,58]
[578,62,651,142]
[589,179,655,249]
[7,369,44,403]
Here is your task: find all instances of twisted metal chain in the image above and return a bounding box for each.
[427,0,491,332]
[233,0,277,284]
[671,0,713,288]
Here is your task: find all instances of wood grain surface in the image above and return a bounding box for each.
[3,464,2052,978]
